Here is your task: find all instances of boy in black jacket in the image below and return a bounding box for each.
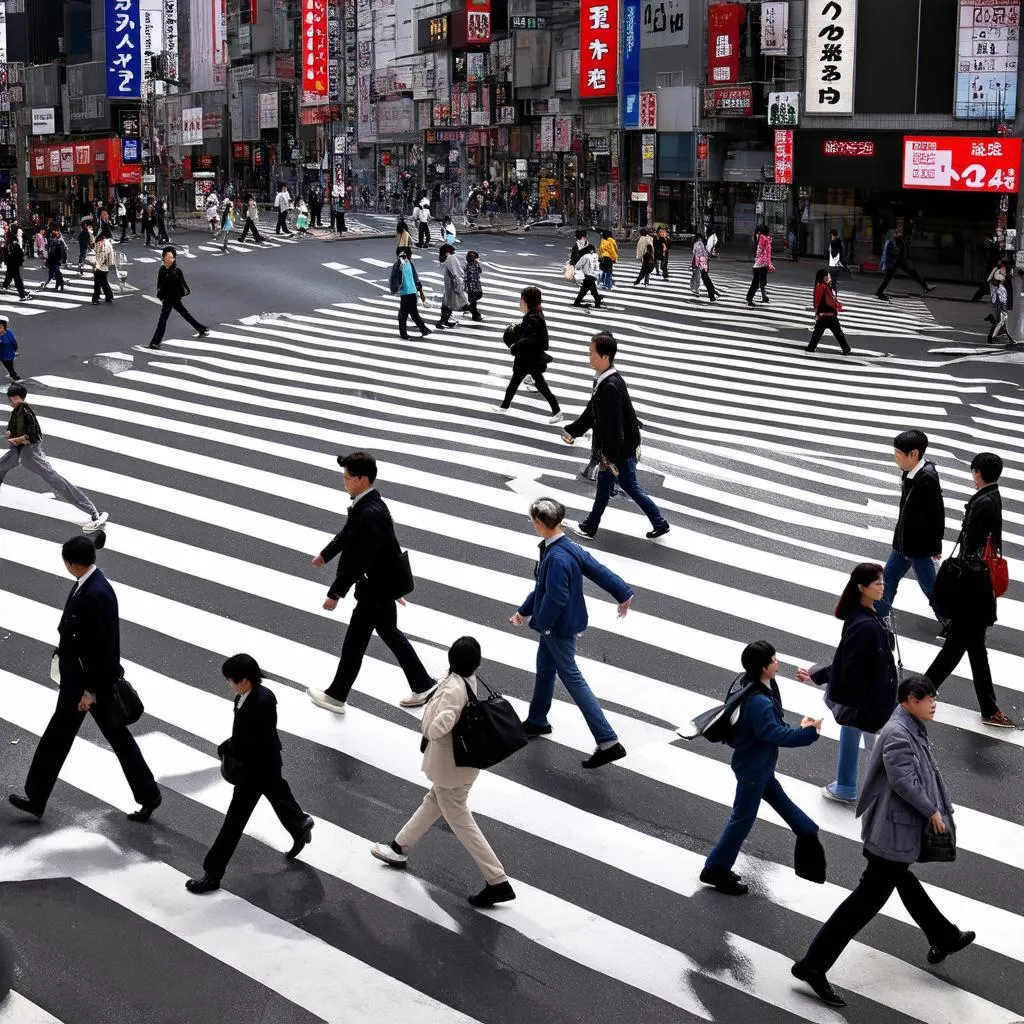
[147,246,210,350]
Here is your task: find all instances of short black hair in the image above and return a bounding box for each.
[898,674,936,703]
[7,383,27,399]
[521,285,543,311]
[439,243,455,258]
[971,451,1003,483]
[529,497,566,529]
[222,653,263,686]
[466,249,479,261]
[741,640,776,678]
[338,450,378,483]
[448,636,481,678]
[591,332,617,363]
[162,245,176,257]
[893,429,928,457]
[575,229,587,239]
[61,534,96,566]
[830,228,839,236]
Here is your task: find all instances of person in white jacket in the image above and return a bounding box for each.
[274,183,293,236]
[371,636,516,909]
[572,245,603,309]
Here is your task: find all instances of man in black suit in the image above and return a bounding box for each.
[9,535,161,820]
[561,333,670,541]
[307,451,436,713]
[187,654,314,893]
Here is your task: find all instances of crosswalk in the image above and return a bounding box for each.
[0,265,132,318]
[1,251,1022,1024]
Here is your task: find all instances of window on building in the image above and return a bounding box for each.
[554,49,572,92]
[657,133,695,179]
[656,72,683,89]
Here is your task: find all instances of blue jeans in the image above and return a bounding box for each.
[874,549,938,620]
[581,456,666,535]
[526,633,617,745]
[600,268,614,289]
[828,727,876,800]
[706,769,818,873]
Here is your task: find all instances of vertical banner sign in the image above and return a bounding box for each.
[258,91,278,129]
[622,0,641,127]
[804,0,857,113]
[579,0,620,99]
[213,0,227,86]
[955,0,1021,119]
[304,0,329,94]
[163,0,178,82]
[707,4,745,84]
[540,115,554,150]
[639,90,657,128]
[641,133,655,176]
[773,129,793,183]
[327,2,341,102]
[181,105,203,145]
[106,0,143,98]
[760,1,789,55]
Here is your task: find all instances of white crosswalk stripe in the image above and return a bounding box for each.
[0,254,1021,1024]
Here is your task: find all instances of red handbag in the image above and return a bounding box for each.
[982,534,1009,597]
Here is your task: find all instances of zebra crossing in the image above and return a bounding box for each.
[0,265,132,318]
[1,254,1022,1024]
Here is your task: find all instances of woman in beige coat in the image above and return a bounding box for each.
[371,637,516,908]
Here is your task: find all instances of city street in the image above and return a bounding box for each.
[1,223,1023,1024]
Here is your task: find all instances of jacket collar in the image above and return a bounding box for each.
[893,704,927,739]
[967,483,998,506]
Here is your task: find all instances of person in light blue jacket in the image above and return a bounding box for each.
[510,497,633,770]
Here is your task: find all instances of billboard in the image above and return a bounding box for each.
[805,0,857,114]
[106,0,143,99]
[707,3,745,84]
[902,135,1021,192]
[955,0,1020,119]
[774,129,793,183]
[761,1,789,54]
[579,0,619,99]
[302,0,328,95]
[622,0,641,127]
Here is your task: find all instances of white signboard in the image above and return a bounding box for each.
[258,92,278,129]
[804,0,857,114]
[954,0,1020,119]
[641,0,687,48]
[181,105,203,145]
[767,90,799,125]
[761,1,789,55]
[163,0,178,82]
[32,108,56,135]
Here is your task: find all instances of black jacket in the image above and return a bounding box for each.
[565,370,642,466]
[57,569,122,699]
[892,461,945,557]
[960,483,1001,555]
[156,263,190,302]
[321,489,405,601]
[230,686,283,775]
[507,310,551,374]
[4,241,23,269]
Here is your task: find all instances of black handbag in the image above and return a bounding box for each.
[392,550,415,599]
[679,674,758,744]
[931,536,995,623]
[451,676,528,769]
[919,822,956,863]
[102,675,144,729]
[217,738,247,786]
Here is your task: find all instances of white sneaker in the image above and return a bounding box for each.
[492,405,510,413]
[821,784,856,806]
[399,687,437,708]
[548,412,565,425]
[307,688,347,714]
[371,842,408,866]
[82,511,110,533]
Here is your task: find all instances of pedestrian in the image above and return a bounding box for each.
[791,676,975,1008]
[42,228,67,292]
[414,197,431,248]
[827,228,849,296]
[653,226,670,279]
[795,563,898,804]
[788,222,799,261]
[691,232,717,301]
[219,199,236,252]
[0,316,21,380]
[371,636,517,908]
[632,228,655,287]
[805,269,852,354]
[33,226,46,261]
[567,228,590,271]
[571,244,603,308]
[511,497,631,769]
[238,194,264,244]
[442,214,457,247]
[389,246,431,339]
[129,195,139,236]
[307,451,438,714]
[1,230,30,301]
[496,286,563,423]
[116,196,128,242]
[876,227,936,300]
[598,229,618,289]
[205,191,220,236]
[141,203,156,247]
[154,197,169,243]
[77,219,92,268]
[984,260,1013,343]
[146,246,210,350]
[872,429,945,624]
[185,654,314,894]
[925,452,1015,727]
[90,230,115,304]
[274,183,292,235]
[464,249,484,321]
[561,333,670,540]
[745,224,773,306]
[332,191,347,233]
[701,640,823,895]
[309,186,324,228]
[395,218,412,255]
[295,199,310,237]
[437,243,467,329]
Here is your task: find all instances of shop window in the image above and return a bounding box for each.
[656,72,683,89]
[657,133,694,179]
[554,50,572,92]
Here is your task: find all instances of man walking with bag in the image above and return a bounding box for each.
[147,246,210,350]
[511,497,632,769]
[307,451,437,713]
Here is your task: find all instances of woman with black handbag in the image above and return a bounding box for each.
[792,676,975,1008]
[795,563,898,805]
[371,637,516,909]
[495,285,563,424]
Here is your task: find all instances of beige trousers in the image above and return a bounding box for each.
[396,784,506,885]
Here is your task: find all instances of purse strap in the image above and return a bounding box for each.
[887,610,905,674]
[462,674,496,705]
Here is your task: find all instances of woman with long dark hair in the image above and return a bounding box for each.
[496,286,563,423]
[806,269,852,355]
[796,562,898,804]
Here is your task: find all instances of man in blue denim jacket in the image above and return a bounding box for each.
[511,497,633,769]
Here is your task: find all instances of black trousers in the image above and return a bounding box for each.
[326,595,435,702]
[573,277,601,306]
[697,269,717,299]
[239,217,263,243]
[156,217,168,242]
[398,293,428,337]
[802,851,957,973]
[878,260,928,294]
[501,368,559,414]
[633,262,654,286]
[467,289,483,319]
[746,266,769,302]
[926,619,999,717]
[149,298,206,347]
[119,216,129,242]
[2,267,26,298]
[92,269,114,302]
[275,210,291,235]
[659,253,669,279]
[203,770,307,879]
[807,316,851,354]
[25,688,159,812]
[2,357,19,379]
[417,222,430,247]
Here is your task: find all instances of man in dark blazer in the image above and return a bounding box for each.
[187,654,313,893]
[561,333,669,541]
[9,535,161,821]
[307,450,436,714]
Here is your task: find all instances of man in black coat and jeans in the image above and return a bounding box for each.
[307,451,437,714]
[925,452,1014,728]
[148,246,210,349]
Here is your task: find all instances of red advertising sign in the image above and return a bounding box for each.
[823,139,876,157]
[703,86,753,115]
[902,135,1021,192]
[29,139,140,184]
[302,0,329,95]
[452,0,491,47]
[639,91,657,129]
[774,129,793,183]
[579,0,619,99]
[707,3,746,85]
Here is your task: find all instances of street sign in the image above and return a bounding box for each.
[511,15,546,28]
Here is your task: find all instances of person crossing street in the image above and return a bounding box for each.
[147,246,210,350]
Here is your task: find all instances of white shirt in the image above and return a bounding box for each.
[595,367,618,387]
[236,687,251,709]
[349,486,376,508]
[275,191,291,211]
[906,460,925,480]
[72,564,98,595]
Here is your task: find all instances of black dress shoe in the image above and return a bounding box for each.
[9,794,43,818]
[147,342,161,350]
[468,880,516,908]
[699,866,748,895]
[523,721,553,737]
[790,961,846,1007]
[646,522,670,539]
[127,791,162,822]
[927,930,975,965]
[185,873,221,895]
[581,742,626,769]
[286,816,315,860]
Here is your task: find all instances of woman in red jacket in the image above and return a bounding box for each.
[806,269,852,355]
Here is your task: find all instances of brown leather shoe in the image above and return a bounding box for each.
[981,710,1015,728]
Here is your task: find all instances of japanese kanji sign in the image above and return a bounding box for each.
[902,135,1021,192]
[823,138,875,156]
[954,1,1020,119]
[703,86,753,114]
[622,0,641,127]
[106,0,142,99]
[579,0,619,99]
[707,3,745,84]
[639,91,657,129]
[774,129,793,183]
[804,0,857,114]
[767,91,799,125]
[761,1,789,55]
[303,0,329,95]
[181,105,203,146]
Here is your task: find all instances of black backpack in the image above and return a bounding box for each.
[678,674,759,745]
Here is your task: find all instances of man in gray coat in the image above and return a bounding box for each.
[436,244,466,330]
[791,676,975,1007]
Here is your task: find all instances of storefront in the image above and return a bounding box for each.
[29,139,142,220]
